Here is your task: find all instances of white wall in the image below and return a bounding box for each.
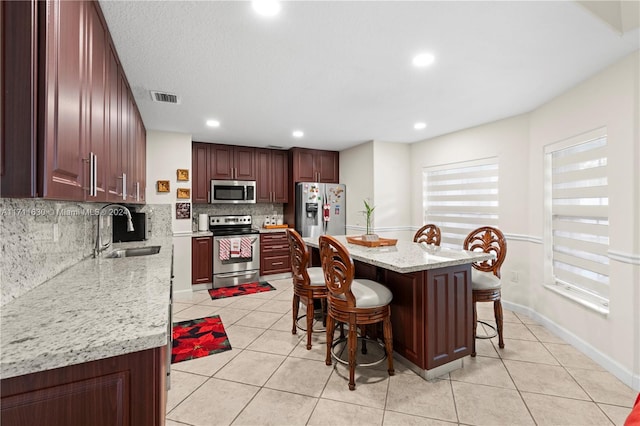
[146,130,193,233]
[146,130,193,294]
[340,141,374,235]
[401,51,639,390]
[373,141,412,240]
[527,51,639,389]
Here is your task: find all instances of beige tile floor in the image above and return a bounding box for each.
[168,277,637,426]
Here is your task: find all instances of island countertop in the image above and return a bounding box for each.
[303,235,494,274]
[0,238,173,380]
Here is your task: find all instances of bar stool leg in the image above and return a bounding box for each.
[471,302,478,357]
[292,294,300,335]
[325,315,335,366]
[348,320,357,391]
[495,300,504,349]
[383,317,395,376]
[306,297,314,350]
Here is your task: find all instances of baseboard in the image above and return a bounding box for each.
[503,300,640,391]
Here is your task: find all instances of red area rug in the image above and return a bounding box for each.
[208,281,276,300]
[171,315,231,364]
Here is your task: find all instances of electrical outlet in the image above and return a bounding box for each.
[510,271,519,283]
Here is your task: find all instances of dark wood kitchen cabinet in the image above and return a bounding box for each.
[256,148,288,203]
[290,147,339,184]
[260,232,291,275]
[192,142,211,203]
[192,236,213,284]
[1,0,146,203]
[0,347,167,426]
[210,144,256,181]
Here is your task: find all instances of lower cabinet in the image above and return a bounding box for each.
[192,236,213,284]
[0,346,167,426]
[260,232,291,276]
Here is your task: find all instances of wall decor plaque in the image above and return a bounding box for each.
[177,169,189,181]
[177,188,191,199]
[157,180,170,192]
[176,202,191,219]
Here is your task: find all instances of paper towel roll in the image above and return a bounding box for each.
[198,214,209,231]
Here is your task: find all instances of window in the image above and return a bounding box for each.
[422,157,499,249]
[544,128,609,313]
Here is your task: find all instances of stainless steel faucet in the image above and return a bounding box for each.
[94,203,134,258]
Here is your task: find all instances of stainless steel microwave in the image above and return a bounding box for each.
[210,180,256,204]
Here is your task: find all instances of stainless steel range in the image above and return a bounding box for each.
[209,215,261,288]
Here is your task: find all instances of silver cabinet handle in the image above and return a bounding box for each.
[93,154,98,197]
[136,181,140,201]
[122,173,127,200]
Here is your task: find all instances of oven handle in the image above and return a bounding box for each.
[215,271,259,279]
[215,237,258,245]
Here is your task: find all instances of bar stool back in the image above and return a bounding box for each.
[319,235,394,390]
[287,229,327,350]
[413,223,441,246]
[463,226,507,357]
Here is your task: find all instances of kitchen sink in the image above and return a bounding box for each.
[105,245,161,258]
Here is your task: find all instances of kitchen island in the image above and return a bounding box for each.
[304,235,494,379]
[0,238,173,425]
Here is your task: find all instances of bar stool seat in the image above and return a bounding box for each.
[471,269,501,290]
[307,267,325,286]
[334,279,393,308]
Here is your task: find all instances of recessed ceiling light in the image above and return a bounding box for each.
[292,130,304,138]
[412,53,435,68]
[252,0,281,17]
[206,120,220,127]
[414,122,428,130]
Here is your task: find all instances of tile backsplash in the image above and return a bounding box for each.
[192,203,283,230]
[0,198,171,306]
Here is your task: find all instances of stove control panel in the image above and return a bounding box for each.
[209,215,253,227]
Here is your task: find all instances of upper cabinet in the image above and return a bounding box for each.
[0,0,146,203]
[290,147,339,183]
[192,142,211,203]
[256,148,288,203]
[209,144,255,181]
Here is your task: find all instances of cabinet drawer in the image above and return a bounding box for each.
[260,254,291,275]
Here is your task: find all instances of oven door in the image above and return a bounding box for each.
[212,235,260,288]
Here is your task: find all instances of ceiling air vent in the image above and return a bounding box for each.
[150,90,180,104]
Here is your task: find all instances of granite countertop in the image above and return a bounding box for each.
[258,227,290,233]
[0,238,173,380]
[303,235,495,274]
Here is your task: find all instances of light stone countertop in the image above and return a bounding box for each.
[258,227,290,234]
[303,235,494,274]
[0,238,173,380]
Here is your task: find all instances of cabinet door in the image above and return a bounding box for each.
[134,110,146,203]
[192,237,213,284]
[118,73,130,201]
[106,42,122,201]
[209,144,234,180]
[86,2,107,201]
[384,269,425,368]
[42,0,86,200]
[291,148,316,182]
[255,148,272,202]
[425,265,473,369]
[192,143,210,203]
[271,150,288,203]
[234,146,255,180]
[127,91,137,202]
[316,150,339,183]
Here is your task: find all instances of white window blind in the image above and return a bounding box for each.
[544,128,609,308]
[422,157,499,249]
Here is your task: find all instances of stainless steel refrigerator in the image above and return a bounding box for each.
[295,182,346,238]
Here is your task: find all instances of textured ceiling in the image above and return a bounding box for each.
[98,1,639,151]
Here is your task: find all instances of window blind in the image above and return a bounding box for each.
[545,129,609,305]
[422,157,499,249]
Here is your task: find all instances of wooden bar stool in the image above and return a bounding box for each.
[463,226,507,357]
[319,235,394,391]
[287,229,327,350]
[413,223,441,246]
